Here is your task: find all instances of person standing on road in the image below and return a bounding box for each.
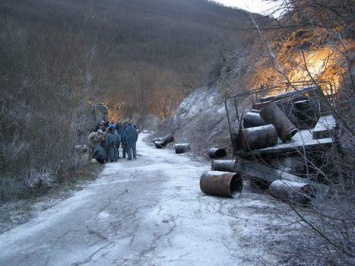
[87,129,103,160]
[115,119,123,158]
[106,127,121,162]
[120,122,128,158]
[122,122,138,160]
[115,119,122,134]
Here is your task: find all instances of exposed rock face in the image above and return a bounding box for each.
[172,86,231,156]
[171,47,264,157]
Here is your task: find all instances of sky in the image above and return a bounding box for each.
[211,0,282,17]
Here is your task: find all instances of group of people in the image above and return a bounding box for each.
[88,119,139,164]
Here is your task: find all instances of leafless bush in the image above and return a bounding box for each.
[0,9,106,203]
[250,0,355,263]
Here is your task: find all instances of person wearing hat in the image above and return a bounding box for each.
[122,122,138,160]
[87,129,103,160]
[109,120,115,130]
[106,127,121,162]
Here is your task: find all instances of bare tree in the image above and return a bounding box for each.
[245,0,355,263]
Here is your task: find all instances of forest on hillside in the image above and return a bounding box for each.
[0,0,258,123]
[0,0,262,202]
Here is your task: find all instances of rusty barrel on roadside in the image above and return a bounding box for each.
[208,148,227,159]
[211,160,236,172]
[243,110,267,128]
[239,124,278,151]
[269,180,316,204]
[160,134,175,146]
[154,141,164,149]
[175,143,191,154]
[200,171,243,198]
[259,102,298,142]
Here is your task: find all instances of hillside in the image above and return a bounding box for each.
[0,0,261,124]
[0,0,265,202]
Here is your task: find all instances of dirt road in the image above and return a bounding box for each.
[0,134,295,266]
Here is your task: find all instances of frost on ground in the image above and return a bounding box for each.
[0,185,77,234]
[0,134,320,266]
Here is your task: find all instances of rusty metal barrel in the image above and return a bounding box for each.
[292,97,319,129]
[209,148,227,159]
[269,180,316,204]
[243,111,267,128]
[160,134,175,146]
[200,171,243,197]
[239,124,278,151]
[154,141,164,149]
[175,143,191,154]
[259,102,298,142]
[211,160,236,172]
[151,137,161,143]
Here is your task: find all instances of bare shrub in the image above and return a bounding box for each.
[247,0,355,263]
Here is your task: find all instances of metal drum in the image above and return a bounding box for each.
[239,124,278,151]
[200,171,243,198]
[175,143,191,154]
[211,160,236,172]
[160,134,175,146]
[243,111,267,128]
[269,180,316,204]
[208,148,227,159]
[292,97,319,129]
[259,102,298,142]
[154,141,164,149]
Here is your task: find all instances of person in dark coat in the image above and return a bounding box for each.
[93,145,107,164]
[122,122,138,160]
[115,119,123,157]
[106,128,121,162]
[115,119,122,133]
[120,122,128,158]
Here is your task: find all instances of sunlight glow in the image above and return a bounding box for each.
[210,0,282,17]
